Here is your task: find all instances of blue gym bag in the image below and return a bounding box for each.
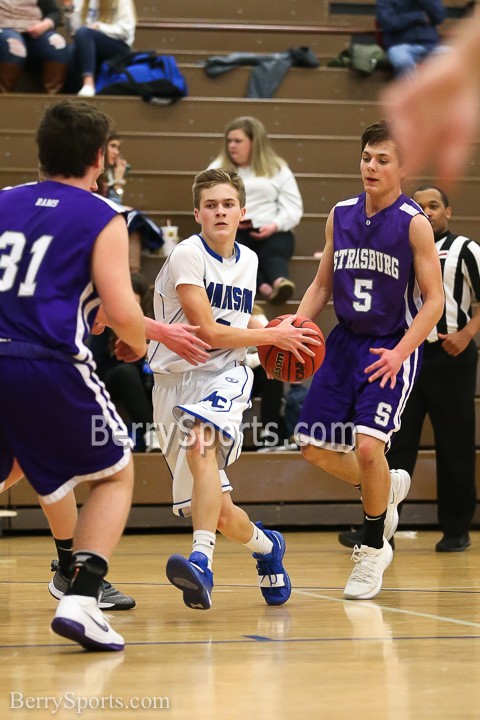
[96,51,188,104]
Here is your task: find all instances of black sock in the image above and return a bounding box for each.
[53,537,73,577]
[363,510,387,549]
[68,551,108,600]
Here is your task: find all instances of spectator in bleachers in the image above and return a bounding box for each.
[0,0,69,93]
[98,129,164,273]
[209,116,303,305]
[62,0,136,97]
[339,185,480,553]
[376,0,447,76]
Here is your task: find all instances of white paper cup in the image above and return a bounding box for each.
[161,226,179,256]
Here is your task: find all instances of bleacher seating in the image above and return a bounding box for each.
[1,0,479,530]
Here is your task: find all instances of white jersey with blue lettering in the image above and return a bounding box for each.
[148,233,258,374]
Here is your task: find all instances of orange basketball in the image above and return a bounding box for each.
[257,315,326,383]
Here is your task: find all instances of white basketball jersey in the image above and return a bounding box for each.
[148,233,258,374]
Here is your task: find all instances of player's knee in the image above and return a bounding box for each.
[301,443,322,466]
[186,423,217,456]
[185,426,206,457]
[185,429,202,459]
[186,430,218,477]
[355,436,380,467]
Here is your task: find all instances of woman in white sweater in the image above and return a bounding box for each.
[63,0,136,96]
[209,116,303,305]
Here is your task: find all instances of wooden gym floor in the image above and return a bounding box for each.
[0,530,479,719]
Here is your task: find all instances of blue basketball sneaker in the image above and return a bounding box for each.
[166,551,214,610]
[253,522,291,605]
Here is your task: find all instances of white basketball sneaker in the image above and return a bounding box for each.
[344,540,393,600]
[384,469,411,540]
[51,595,125,651]
[77,84,95,97]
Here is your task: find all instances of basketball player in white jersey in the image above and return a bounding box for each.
[135,168,320,610]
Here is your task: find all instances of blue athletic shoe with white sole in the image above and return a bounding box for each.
[253,522,292,606]
[166,551,214,610]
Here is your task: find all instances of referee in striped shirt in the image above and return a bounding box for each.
[339,185,480,552]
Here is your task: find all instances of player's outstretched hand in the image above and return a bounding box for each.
[271,314,322,363]
[161,323,211,364]
[364,347,403,389]
[146,319,211,365]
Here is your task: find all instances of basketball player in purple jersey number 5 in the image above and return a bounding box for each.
[296,121,444,600]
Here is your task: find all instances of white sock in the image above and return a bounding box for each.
[192,530,216,569]
[244,522,274,555]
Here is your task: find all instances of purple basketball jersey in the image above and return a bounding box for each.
[0,181,129,500]
[0,181,118,360]
[332,192,422,336]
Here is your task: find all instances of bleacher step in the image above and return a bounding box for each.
[4,450,480,531]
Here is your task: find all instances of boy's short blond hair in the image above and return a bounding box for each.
[192,168,246,209]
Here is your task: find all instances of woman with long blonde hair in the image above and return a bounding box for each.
[210,116,303,305]
[63,0,136,96]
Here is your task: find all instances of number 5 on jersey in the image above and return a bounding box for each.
[353,278,373,312]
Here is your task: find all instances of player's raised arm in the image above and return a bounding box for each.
[93,300,211,365]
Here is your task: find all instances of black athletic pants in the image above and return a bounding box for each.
[236,228,294,289]
[387,339,477,537]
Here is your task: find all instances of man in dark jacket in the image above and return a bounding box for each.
[376,0,447,75]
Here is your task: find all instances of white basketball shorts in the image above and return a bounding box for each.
[152,363,253,517]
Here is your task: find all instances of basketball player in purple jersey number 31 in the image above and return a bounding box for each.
[0,100,148,652]
[296,121,444,600]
